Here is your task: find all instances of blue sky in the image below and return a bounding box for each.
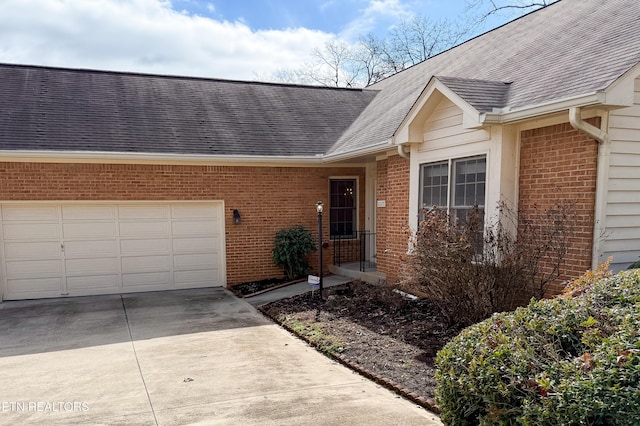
[172,0,475,36]
[0,0,513,82]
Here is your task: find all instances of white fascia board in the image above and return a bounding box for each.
[481,91,631,125]
[321,140,393,163]
[602,61,640,105]
[0,150,325,166]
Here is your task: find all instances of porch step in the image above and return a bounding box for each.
[328,264,386,285]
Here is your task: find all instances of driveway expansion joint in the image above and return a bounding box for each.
[120,295,159,426]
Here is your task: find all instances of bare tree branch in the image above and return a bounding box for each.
[272,0,560,88]
[466,0,558,26]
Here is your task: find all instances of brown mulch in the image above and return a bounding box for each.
[259,281,462,412]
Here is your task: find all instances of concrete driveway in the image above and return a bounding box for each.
[0,288,441,425]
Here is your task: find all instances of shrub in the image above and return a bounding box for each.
[272,225,316,280]
[400,202,574,327]
[436,269,640,425]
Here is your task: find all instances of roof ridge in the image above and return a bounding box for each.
[0,62,372,93]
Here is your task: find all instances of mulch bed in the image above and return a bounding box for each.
[229,277,291,297]
[258,281,462,412]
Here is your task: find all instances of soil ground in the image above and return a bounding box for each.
[259,281,462,409]
[229,277,290,297]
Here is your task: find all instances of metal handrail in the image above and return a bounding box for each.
[332,230,376,272]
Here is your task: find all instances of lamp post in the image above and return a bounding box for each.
[316,201,324,294]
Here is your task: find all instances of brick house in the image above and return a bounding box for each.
[1,0,639,301]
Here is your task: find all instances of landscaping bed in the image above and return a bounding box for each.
[229,277,291,297]
[259,281,462,411]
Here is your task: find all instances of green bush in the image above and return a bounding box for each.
[272,225,316,280]
[436,269,640,425]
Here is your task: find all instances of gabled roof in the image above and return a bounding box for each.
[0,64,377,158]
[435,77,511,113]
[1,0,638,163]
[327,0,640,157]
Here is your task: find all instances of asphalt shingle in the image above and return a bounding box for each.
[0,65,378,157]
[0,0,637,160]
[327,0,640,157]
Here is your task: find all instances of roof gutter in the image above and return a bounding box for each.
[321,140,393,163]
[397,144,410,160]
[568,106,611,269]
[481,92,607,125]
[0,150,327,166]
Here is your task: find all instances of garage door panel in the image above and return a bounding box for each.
[1,202,225,300]
[67,275,119,290]
[63,222,117,239]
[123,272,171,288]
[172,220,218,237]
[62,205,116,220]
[120,238,170,255]
[65,258,119,276]
[173,253,219,270]
[121,255,171,273]
[119,205,170,219]
[6,278,63,297]
[64,240,118,258]
[174,269,220,287]
[2,205,60,221]
[5,260,62,279]
[2,223,60,241]
[172,237,219,253]
[119,221,170,238]
[4,241,61,259]
[172,204,219,219]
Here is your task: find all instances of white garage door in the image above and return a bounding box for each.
[0,202,226,300]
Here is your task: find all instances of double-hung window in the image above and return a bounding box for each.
[419,155,487,223]
[330,178,357,239]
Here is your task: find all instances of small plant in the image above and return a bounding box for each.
[272,225,317,280]
[436,269,640,425]
[286,319,344,355]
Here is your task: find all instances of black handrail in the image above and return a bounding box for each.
[332,230,376,272]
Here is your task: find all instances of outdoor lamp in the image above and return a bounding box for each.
[316,201,324,295]
[233,209,241,225]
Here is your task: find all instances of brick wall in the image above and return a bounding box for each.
[519,120,599,294]
[0,162,365,286]
[375,155,410,284]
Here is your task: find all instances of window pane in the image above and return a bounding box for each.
[452,156,486,208]
[420,162,448,209]
[330,179,357,238]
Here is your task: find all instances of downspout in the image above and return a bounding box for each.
[397,143,410,160]
[568,107,610,268]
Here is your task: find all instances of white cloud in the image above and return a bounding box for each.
[0,0,333,81]
[340,0,413,40]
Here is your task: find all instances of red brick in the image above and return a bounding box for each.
[0,162,366,286]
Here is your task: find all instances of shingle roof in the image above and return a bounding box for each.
[327,0,640,156]
[435,77,512,113]
[1,0,638,161]
[0,64,378,157]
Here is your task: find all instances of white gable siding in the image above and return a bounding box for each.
[408,97,515,231]
[604,77,640,271]
[419,98,490,153]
